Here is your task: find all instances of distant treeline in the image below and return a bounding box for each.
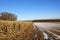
[32,19,60,22]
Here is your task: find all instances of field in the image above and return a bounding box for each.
[0,20,60,40]
[0,21,44,40]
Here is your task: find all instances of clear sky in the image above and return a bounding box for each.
[0,0,60,20]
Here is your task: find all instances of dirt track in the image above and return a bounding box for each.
[33,22,60,40]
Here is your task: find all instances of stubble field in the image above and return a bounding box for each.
[0,21,44,40]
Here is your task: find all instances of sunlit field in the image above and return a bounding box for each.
[0,21,44,40]
[0,20,60,40]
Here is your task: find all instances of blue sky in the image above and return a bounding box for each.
[0,0,60,20]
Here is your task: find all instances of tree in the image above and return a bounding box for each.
[0,12,17,21]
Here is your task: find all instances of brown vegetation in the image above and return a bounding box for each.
[0,12,17,21]
[0,21,44,40]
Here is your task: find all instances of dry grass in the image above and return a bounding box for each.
[0,21,44,40]
[0,21,60,40]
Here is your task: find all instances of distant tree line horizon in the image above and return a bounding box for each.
[0,12,17,21]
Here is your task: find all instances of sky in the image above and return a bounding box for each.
[0,0,60,20]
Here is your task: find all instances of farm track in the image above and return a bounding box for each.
[33,22,60,40]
